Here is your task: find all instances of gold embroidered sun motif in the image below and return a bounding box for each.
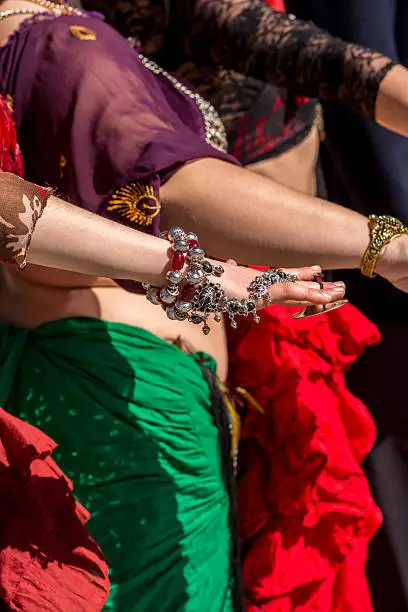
[107,183,161,227]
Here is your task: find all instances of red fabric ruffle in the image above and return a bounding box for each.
[0,94,108,609]
[228,303,383,611]
[0,407,110,611]
[265,0,286,11]
[0,94,24,177]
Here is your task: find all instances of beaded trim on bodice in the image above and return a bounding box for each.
[0,6,229,154]
[136,51,228,153]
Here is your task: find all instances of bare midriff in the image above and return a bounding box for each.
[0,265,229,381]
[0,125,319,387]
[248,124,320,196]
[0,4,320,388]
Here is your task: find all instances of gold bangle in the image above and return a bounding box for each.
[361,214,408,278]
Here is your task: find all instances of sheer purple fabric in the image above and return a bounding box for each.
[0,13,235,242]
[85,0,396,121]
[83,0,396,165]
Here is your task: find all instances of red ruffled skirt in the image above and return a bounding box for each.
[0,93,109,610]
[228,303,383,611]
[0,407,110,611]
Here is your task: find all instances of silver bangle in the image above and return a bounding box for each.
[143,227,298,335]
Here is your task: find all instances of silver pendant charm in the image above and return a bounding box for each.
[166,270,184,284]
[166,306,178,320]
[160,287,177,304]
[175,299,193,313]
[186,269,205,285]
[168,227,186,242]
[146,287,160,305]
[173,239,189,253]
[187,247,205,260]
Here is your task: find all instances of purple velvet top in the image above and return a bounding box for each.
[0,12,236,291]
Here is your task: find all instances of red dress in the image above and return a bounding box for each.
[266,0,286,11]
[227,3,383,606]
[228,0,314,165]
[229,294,382,612]
[0,94,110,611]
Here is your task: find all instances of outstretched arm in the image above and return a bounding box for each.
[177,0,408,137]
[80,1,408,137]
[2,173,341,307]
[161,157,408,292]
[0,172,169,286]
[6,15,405,296]
[28,193,170,287]
[27,186,347,308]
[178,0,392,116]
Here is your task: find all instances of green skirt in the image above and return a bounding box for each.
[0,318,233,611]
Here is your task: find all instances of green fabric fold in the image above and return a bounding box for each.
[0,317,232,611]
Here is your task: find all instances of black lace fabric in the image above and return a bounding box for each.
[84,0,169,55]
[177,0,395,119]
[83,0,395,120]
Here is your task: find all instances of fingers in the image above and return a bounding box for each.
[275,285,346,306]
[308,282,346,303]
[280,299,344,307]
[298,280,345,292]
[266,280,345,307]
[279,265,322,282]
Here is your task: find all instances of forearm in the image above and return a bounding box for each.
[27,195,169,286]
[375,65,408,137]
[160,158,368,270]
[28,195,347,310]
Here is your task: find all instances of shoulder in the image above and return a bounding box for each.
[34,13,129,60]
[13,12,134,78]
[18,13,141,92]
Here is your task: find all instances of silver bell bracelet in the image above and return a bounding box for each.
[143,227,298,335]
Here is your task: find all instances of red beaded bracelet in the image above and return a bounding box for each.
[144,227,225,333]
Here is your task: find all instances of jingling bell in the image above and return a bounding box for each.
[166,270,184,284]
[186,231,198,242]
[175,299,193,313]
[168,227,185,242]
[146,287,160,305]
[173,239,189,253]
[186,269,204,285]
[187,247,205,260]
[160,287,177,304]
[166,306,178,320]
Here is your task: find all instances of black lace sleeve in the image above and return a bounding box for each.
[81,0,169,54]
[177,0,395,119]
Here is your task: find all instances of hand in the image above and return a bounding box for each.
[376,235,408,293]
[216,260,346,309]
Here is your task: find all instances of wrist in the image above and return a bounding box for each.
[361,214,408,278]
[376,234,408,277]
[128,235,171,287]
